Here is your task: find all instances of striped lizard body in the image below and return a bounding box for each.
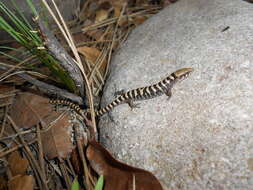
[95,68,193,116]
[49,99,86,117]
[50,68,193,117]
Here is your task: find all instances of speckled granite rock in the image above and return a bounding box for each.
[98,0,253,189]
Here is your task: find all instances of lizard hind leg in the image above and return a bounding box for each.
[126,100,140,110]
[165,89,172,101]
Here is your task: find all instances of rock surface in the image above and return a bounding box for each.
[98,0,253,189]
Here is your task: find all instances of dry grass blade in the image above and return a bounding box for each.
[36,124,46,184]
[75,126,95,190]
[0,106,8,138]
[0,55,35,81]
[7,115,48,190]
[0,139,37,158]
[41,0,97,134]
[82,6,161,32]
[0,63,84,104]
[106,3,127,78]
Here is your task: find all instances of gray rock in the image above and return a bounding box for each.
[98,0,253,189]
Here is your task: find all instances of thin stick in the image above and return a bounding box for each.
[8,115,49,190]
[37,124,46,183]
[51,0,82,68]
[75,126,95,189]
[106,4,127,78]
[42,0,97,134]
[0,64,83,104]
[37,20,84,96]
[0,106,8,138]
[59,161,71,189]
[0,139,37,158]
[0,55,35,81]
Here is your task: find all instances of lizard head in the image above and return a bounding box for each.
[173,68,194,80]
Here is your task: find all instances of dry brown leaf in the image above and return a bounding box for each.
[41,113,74,159]
[73,32,92,44]
[132,15,147,26]
[118,16,129,27]
[0,85,16,107]
[86,29,105,41]
[95,9,109,23]
[8,175,33,190]
[110,0,127,7]
[71,148,83,175]
[86,140,163,190]
[113,5,121,17]
[9,92,54,129]
[8,151,29,176]
[0,175,8,190]
[83,1,99,21]
[77,46,107,75]
[78,46,101,63]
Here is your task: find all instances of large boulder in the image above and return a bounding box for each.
[98,0,253,189]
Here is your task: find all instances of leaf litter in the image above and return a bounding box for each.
[0,0,176,189]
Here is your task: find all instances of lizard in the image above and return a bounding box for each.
[50,67,193,117]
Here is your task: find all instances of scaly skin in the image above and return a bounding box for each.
[50,68,193,117]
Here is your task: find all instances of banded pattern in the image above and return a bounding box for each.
[49,68,193,117]
[95,68,193,116]
[49,99,86,117]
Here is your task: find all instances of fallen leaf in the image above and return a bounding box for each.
[0,175,8,190]
[110,0,127,8]
[78,46,101,63]
[8,151,29,176]
[0,85,16,107]
[41,113,75,159]
[113,5,121,17]
[73,32,91,44]
[71,148,83,175]
[78,46,103,62]
[9,92,54,129]
[86,140,163,190]
[77,46,107,76]
[118,17,129,27]
[132,15,147,26]
[86,29,105,41]
[8,175,34,190]
[95,9,109,23]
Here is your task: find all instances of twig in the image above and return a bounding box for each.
[0,128,34,141]
[0,64,84,104]
[8,115,49,190]
[105,4,127,78]
[41,1,97,134]
[0,55,36,82]
[75,126,95,189]
[59,161,71,189]
[0,139,37,158]
[37,20,84,97]
[66,157,76,176]
[0,106,8,138]
[37,124,47,184]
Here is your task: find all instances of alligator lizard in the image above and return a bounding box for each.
[50,68,193,117]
